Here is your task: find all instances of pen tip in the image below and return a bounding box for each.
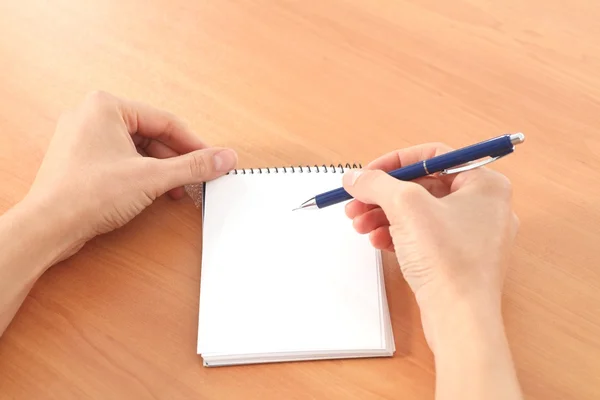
[293,198,317,211]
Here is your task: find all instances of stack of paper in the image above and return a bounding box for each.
[197,167,395,366]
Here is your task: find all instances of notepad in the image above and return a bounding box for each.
[197,165,395,367]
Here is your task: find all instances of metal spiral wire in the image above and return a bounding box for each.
[227,163,362,175]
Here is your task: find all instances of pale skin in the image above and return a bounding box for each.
[0,91,522,399]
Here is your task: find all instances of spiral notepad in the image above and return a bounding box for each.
[197,164,395,367]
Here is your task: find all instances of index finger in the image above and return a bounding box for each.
[121,100,207,154]
[366,142,454,171]
[94,92,208,154]
[449,167,511,195]
[365,142,460,191]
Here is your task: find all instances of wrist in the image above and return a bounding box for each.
[420,293,522,400]
[419,289,505,355]
[15,194,85,268]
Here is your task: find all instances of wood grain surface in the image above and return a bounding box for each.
[1,0,600,399]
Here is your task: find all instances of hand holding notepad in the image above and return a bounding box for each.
[197,165,395,366]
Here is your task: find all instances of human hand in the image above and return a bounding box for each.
[24,91,237,259]
[342,143,519,347]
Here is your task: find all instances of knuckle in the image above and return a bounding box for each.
[391,191,404,208]
[140,157,157,173]
[430,141,453,155]
[163,110,179,122]
[392,183,423,206]
[476,170,512,198]
[431,141,448,151]
[403,182,424,198]
[368,169,386,182]
[80,90,119,118]
[162,118,176,140]
[135,159,164,196]
[492,172,513,197]
[355,170,380,189]
[178,116,190,129]
[84,90,113,105]
[188,155,209,178]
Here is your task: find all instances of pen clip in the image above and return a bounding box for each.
[439,152,511,176]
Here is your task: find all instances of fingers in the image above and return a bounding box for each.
[147,147,238,196]
[77,91,239,200]
[346,202,394,251]
[142,140,187,199]
[449,167,512,198]
[345,200,378,219]
[344,176,448,222]
[412,176,451,198]
[82,91,207,154]
[356,142,456,200]
[366,142,454,171]
[343,167,436,246]
[353,208,389,234]
[342,168,427,212]
[369,226,394,252]
[342,169,397,208]
[120,99,207,154]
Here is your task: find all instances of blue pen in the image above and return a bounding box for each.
[294,133,525,210]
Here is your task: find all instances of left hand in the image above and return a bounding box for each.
[24,91,237,258]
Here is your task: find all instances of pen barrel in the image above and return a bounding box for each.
[315,163,426,208]
[424,135,513,173]
[388,163,429,181]
[313,135,514,209]
[315,187,353,208]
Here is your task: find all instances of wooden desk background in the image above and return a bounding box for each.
[1,0,599,399]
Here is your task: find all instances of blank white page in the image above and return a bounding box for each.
[198,170,384,356]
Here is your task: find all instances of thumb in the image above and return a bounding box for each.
[154,147,238,191]
[342,169,425,211]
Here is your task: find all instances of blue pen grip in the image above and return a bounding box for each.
[316,187,352,207]
[315,163,426,208]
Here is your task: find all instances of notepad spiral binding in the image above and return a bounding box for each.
[185,163,363,209]
[227,163,362,175]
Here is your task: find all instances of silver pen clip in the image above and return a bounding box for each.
[440,133,525,175]
[439,153,511,176]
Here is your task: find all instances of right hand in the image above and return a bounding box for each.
[342,143,519,348]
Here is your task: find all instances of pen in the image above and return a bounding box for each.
[294,133,525,210]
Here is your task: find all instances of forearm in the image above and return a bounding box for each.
[423,297,523,400]
[0,198,78,336]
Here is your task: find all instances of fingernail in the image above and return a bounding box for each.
[213,149,237,172]
[344,169,363,186]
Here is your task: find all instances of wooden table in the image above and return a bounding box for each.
[1,1,599,399]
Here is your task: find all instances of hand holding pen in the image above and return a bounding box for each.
[295,133,524,210]
[330,139,523,400]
